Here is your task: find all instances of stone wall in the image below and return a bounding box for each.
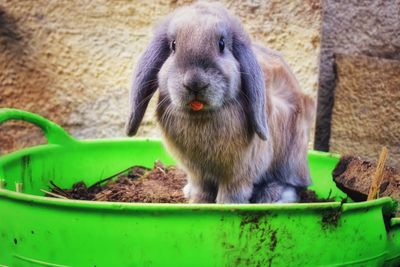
[331,54,400,168]
[0,0,322,155]
[315,0,400,151]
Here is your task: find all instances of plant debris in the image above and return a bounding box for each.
[46,161,187,203]
[46,161,337,204]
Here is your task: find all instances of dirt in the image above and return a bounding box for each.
[298,189,344,229]
[47,161,187,203]
[332,155,400,203]
[321,198,348,229]
[47,161,335,204]
[321,208,342,229]
[298,189,335,203]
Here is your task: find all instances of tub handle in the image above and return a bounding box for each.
[391,217,400,227]
[0,108,75,145]
[386,217,400,264]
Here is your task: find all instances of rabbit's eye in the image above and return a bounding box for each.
[219,38,225,53]
[171,40,176,52]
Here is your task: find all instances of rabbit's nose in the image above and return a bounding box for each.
[183,70,209,92]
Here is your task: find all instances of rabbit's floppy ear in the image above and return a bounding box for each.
[232,37,268,140]
[126,24,171,136]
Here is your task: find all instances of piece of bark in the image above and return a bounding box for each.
[332,156,400,205]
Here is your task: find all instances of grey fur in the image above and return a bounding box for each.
[126,20,171,136]
[232,37,268,140]
[126,2,315,203]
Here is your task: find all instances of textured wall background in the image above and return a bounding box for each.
[331,54,400,168]
[0,0,322,155]
[315,0,400,151]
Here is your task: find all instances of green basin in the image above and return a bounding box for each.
[0,108,399,267]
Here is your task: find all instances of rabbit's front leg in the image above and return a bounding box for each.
[183,178,217,203]
[251,181,299,203]
[216,180,253,204]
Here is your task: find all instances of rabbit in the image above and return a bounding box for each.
[126,2,315,204]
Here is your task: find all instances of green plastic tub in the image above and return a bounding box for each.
[0,108,399,267]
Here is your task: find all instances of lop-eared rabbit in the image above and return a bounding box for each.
[126,2,315,204]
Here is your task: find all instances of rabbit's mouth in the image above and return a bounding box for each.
[181,91,225,111]
[184,100,210,112]
[183,98,220,112]
[188,100,204,111]
[166,89,226,114]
